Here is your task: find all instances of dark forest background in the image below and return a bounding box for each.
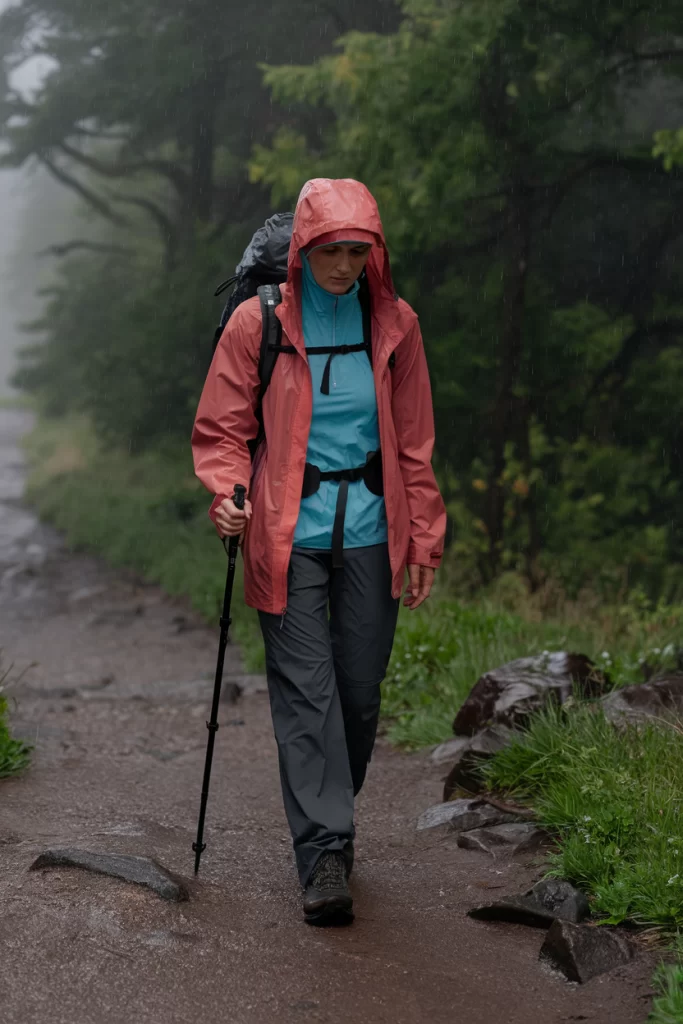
[3,0,683,600]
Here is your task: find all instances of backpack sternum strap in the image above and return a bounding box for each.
[315,343,370,396]
[258,271,374,396]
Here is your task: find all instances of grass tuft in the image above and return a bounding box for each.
[383,597,683,749]
[482,703,683,930]
[0,661,33,778]
[650,961,683,1023]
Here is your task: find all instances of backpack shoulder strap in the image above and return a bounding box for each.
[257,284,283,401]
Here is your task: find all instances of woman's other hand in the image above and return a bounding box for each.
[215,494,253,539]
[404,565,435,611]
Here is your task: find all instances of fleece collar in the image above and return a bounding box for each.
[301,252,360,317]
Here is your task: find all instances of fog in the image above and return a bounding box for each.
[0,0,61,395]
[0,170,25,394]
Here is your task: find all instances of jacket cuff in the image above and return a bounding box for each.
[407,543,442,569]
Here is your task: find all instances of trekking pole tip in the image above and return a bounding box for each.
[192,841,206,876]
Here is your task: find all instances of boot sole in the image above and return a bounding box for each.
[304,896,355,927]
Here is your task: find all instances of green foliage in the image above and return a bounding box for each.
[483,704,683,930]
[0,666,32,779]
[2,2,401,452]
[255,0,683,597]
[6,0,683,610]
[654,129,683,172]
[0,0,400,234]
[384,592,683,748]
[12,228,251,448]
[650,961,683,1024]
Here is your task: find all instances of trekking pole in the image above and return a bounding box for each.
[192,484,247,876]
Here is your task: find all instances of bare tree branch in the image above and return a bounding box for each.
[115,194,174,236]
[590,319,683,397]
[113,194,178,270]
[58,142,189,196]
[526,151,683,217]
[535,156,622,227]
[73,125,132,143]
[208,181,270,244]
[37,240,135,259]
[40,155,129,226]
[546,49,683,117]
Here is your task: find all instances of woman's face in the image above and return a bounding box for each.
[307,243,372,295]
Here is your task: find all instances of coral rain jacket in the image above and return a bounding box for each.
[192,178,447,616]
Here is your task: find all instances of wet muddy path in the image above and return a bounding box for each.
[0,409,653,1023]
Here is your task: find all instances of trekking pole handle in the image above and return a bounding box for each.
[233,484,247,512]
[222,484,247,556]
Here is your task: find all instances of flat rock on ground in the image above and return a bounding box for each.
[31,849,189,902]
[416,799,522,834]
[430,737,472,767]
[469,880,590,928]
[0,409,654,1024]
[540,920,636,984]
[457,823,548,858]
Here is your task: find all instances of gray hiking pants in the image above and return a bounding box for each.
[258,543,399,886]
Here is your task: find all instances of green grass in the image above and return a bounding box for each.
[0,664,33,778]
[482,704,683,931]
[383,596,683,748]
[650,961,683,1023]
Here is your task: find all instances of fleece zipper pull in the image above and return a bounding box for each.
[332,297,338,390]
[320,297,339,396]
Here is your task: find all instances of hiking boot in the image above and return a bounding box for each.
[345,839,355,879]
[303,852,354,926]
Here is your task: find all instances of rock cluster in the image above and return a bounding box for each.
[421,652,661,984]
[438,652,608,801]
[470,879,590,928]
[602,672,683,727]
[470,881,635,983]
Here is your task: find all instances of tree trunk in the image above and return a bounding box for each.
[487,191,532,576]
[519,400,543,591]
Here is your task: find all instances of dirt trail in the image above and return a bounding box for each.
[0,408,653,1024]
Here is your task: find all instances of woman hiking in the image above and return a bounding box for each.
[192,178,446,925]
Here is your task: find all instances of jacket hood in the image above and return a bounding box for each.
[288,178,396,302]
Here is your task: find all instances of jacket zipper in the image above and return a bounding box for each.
[280,608,287,631]
[332,297,338,389]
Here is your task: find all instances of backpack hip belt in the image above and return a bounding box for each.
[301,451,384,570]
